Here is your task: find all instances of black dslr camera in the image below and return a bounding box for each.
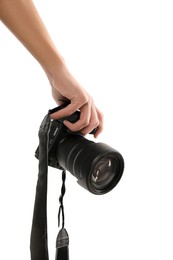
[36,103,124,195]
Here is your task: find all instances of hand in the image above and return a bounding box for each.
[0,0,103,137]
[46,64,103,138]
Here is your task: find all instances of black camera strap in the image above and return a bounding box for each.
[30,112,69,260]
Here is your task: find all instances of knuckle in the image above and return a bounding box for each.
[90,116,99,128]
[66,106,77,115]
[80,93,91,106]
[82,96,88,104]
[80,118,90,128]
[95,119,100,127]
[80,130,88,136]
[83,119,90,127]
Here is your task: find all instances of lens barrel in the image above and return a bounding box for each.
[56,135,124,195]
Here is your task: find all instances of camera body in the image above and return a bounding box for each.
[48,108,86,169]
[36,103,96,169]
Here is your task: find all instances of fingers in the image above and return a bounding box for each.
[74,106,101,136]
[93,108,104,138]
[55,103,103,138]
[80,107,103,138]
[50,102,83,120]
[63,103,91,132]
[50,94,103,138]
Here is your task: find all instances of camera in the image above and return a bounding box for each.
[36,103,124,195]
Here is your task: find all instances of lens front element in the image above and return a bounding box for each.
[91,157,117,190]
[89,154,123,194]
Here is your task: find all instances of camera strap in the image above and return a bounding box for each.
[30,112,69,260]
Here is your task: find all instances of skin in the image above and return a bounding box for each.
[0,0,103,137]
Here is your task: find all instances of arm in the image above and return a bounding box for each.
[0,0,63,72]
[0,0,103,137]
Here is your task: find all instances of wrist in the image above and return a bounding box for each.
[41,46,64,73]
[41,49,68,88]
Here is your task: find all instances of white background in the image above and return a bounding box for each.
[0,0,173,259]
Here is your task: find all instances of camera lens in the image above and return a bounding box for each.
[56,135,124,195]
[91,157,118,190]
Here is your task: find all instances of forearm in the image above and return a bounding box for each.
[0,0,63,71]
